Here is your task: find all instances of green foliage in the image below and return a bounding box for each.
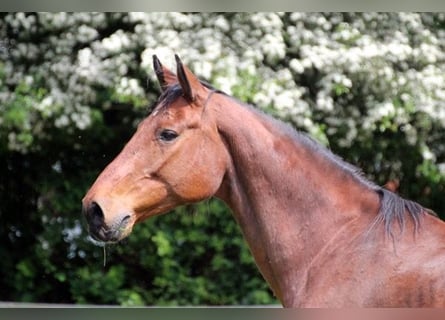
[1,13,445,306]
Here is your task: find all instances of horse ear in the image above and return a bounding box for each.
[175,54,201,102]
[152,55,177,91]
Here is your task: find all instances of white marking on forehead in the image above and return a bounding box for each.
[151,104,172,118]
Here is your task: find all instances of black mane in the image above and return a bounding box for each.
[294,131,426,236]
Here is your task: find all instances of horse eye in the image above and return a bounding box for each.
[159,129,179,142]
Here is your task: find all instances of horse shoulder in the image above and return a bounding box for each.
[373,213,445,307]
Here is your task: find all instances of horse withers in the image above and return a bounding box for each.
[82,55,445,307]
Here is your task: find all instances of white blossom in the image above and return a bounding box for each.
[102,30,131,54]
[1,12,445,167]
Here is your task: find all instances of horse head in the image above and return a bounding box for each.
[82,55,229,242]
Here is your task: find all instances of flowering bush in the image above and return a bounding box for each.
[1,13,445,305]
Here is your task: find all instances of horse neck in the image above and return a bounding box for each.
[212,95,380,301]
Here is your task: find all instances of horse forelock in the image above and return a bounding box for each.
[148,84,183,115]
[149,80,225,115]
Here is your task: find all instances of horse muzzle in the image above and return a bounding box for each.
[82,201,133,243]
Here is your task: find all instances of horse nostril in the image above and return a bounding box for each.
[85,201,104,228]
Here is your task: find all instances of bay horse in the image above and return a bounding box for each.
[82,55,445,307]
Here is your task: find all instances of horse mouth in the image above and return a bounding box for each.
[88,215,133,244]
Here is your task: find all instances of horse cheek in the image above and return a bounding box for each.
[174,160,222,202]
[173,147,226,202]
